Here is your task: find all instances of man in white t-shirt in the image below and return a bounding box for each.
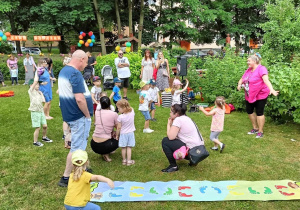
[114,50,130,100]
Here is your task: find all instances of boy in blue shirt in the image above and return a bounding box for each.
[109,77,122,113]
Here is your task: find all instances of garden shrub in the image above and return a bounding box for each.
[0,43,13,54]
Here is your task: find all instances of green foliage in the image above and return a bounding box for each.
[0,42,13,54]
[169,47,186,57]
[95,51,143,89]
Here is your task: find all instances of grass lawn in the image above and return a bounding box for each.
[0,81,299,210]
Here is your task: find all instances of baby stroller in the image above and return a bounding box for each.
[101,65,114,90]
[83,65,93,86]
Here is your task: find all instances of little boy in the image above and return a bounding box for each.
[109,77,122,113]
[91,76,102,114]
[28,79,53,147]
[138,80,154,133]
[148,79,160,121]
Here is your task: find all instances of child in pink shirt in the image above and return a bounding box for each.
[116,99,136,166]
[200,96,226,153]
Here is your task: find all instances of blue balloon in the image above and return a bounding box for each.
[80,31,83,35]
[91,35,95,39]
[0,32,3,37]
[89,43,94,47]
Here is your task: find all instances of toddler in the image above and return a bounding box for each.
[171,79,189,105]
[64,150,114,210]
[91,76,102,114]
[148,79,160,121]
[199,96,226,153]
[116,99,136,166]
[109,77,122,113]
[138,80,154,133]
[28,79,53,147]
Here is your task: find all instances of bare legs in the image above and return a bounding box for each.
[63,152,73,177]
[144,120,149,129]
[248,113,265,133]
[33,125,47,143]
[44,101,53,119]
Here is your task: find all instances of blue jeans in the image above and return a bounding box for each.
[64,202,101,210]
[68,116,91,152]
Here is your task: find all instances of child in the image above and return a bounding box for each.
[28,79,53,147]
[148,79,160,121]
[64,150,114,210]
[109,77,122,113]
[91,76,102,114]
[138,80,154,133]
[171,79,189,105]
[116,99,136,166]
[199,96,226,153]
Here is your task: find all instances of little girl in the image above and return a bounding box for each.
[171,79,189,105]
[64,150,114,210]
[199,96,226,153]
[116,99,136,166]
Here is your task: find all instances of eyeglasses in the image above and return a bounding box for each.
[119,53,123,55]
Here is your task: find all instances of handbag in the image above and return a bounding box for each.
[162,69,169,77]
[187,120,209,166]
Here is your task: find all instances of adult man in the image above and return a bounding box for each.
[57,50,93,187]
[114,50,130,100]
[86,51,97,76]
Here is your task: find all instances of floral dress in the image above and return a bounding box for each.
[156,61,169,91]
[141,58,155,81]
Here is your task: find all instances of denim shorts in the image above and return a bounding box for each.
[68,116,91,152]
[31,111,47,127]
[119,132,135,147]
[210,131,221,141]
[150,102,156,110]
[64,202,101,210]
[140,110,151,120]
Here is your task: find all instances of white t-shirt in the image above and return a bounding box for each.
[138,90,150,111]
[148,87,159,102]
[172,90,181,105]
[114,57,130,78]
[90,86,102,104]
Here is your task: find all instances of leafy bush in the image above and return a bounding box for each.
[0,42,13,54]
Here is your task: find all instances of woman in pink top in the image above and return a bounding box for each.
[161,104,204,173]
[200,96,226,153]
[237,53,279,138]
[90,96,119,162]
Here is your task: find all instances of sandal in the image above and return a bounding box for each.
[102,155,112,162]
[126,160,135,166]
[122,159,127,165]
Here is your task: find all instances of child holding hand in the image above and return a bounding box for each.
[64,150,114,210]
[171,79,189,105]
[116,99,136,166]
[199,96,226,153]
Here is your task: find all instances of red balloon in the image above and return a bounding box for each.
[85,42,90,47]
[79,35,83,40]
[88,31,93,37]
[82,32,86,37]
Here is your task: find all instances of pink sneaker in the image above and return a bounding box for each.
[173,146,188,160]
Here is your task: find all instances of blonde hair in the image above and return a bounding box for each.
[116,99,132,113]
[248,53,262,64]
[171,84,180,95]
[72,161,89,181]
[158,51,165,62]
[38,58,47,67]
[215,96,225,109]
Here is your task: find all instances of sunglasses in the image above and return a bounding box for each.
[119,53,123,55]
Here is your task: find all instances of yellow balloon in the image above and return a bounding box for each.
[87,39,92,44]
[115,46,120,51]
[125,47,131,53]
[0,37,2,41]
[79,40,84,44]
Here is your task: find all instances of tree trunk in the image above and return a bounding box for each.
[55,28,68,54]
[93,0,107,55]
[115,0,122,37]
[157,0,163,41]
[8,14,21,54]
[128,0,133,37]
[138,0,144,48]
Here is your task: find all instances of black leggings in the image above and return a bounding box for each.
[90,138,118,155]
[113,100,119,113]
[162,137,186,167]
[245,98,267,116]
[11,77,18,85]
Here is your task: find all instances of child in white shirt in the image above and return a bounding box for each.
[148,79,160,121]
[171,79,189,105]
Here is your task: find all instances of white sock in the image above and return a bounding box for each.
[212,146,218,149]
[219,143,223,148]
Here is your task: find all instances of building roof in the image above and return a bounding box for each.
[114,37,139,43]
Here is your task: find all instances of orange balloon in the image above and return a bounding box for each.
[79,35,83,40]
[85,42,89,47]
[5,32,11,37]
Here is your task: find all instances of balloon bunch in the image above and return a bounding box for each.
[115,42,132,53]
[0,32,10,46]
[78,31,95,47]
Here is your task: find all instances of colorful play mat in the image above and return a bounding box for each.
[90,180,300,202]
[0,91,14,97]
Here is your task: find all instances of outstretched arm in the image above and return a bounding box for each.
[199,107,217,116]
[90,175,114,189]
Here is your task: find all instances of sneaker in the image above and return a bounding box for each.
[220,143,225,153]
[161,165,178,173]
[151,118,157,122]
[58,177,69,187]
[123,97,129,100]
[12,84,14,86]
[33,141,44,147]
[256,132,263,138]
[210,147,218,151]
[42,136,53,143]
[62,135,65,140]
[143,128,154,133]
[247,129,258,135]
